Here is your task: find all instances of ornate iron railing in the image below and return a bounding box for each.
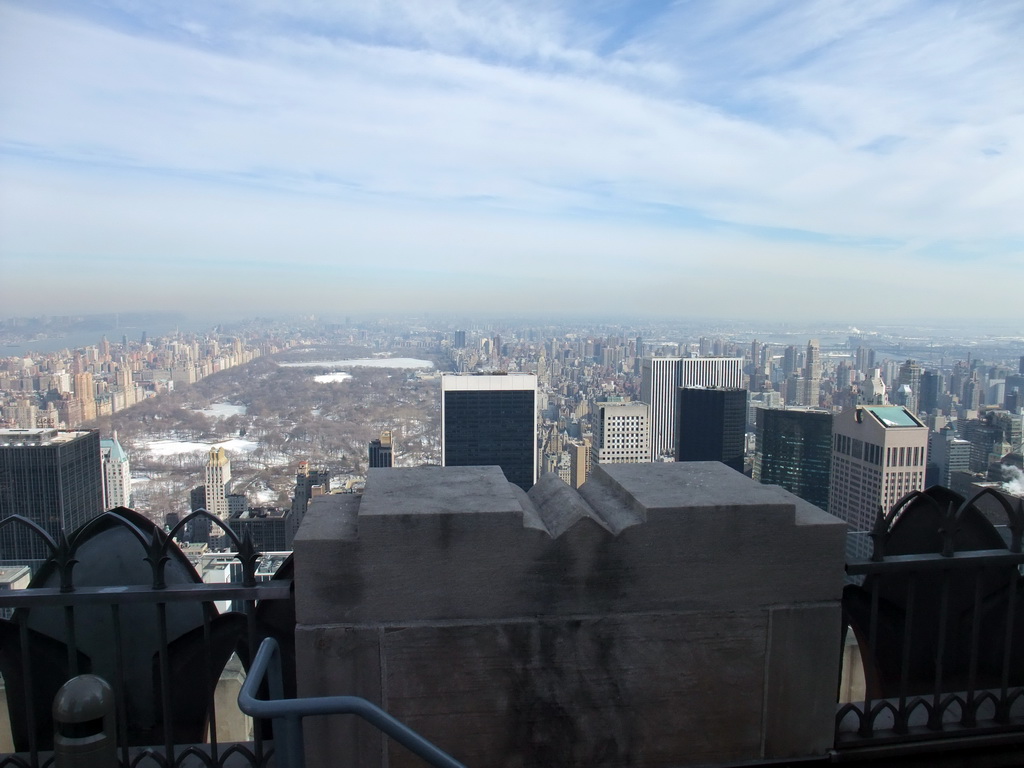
[836,487,1024,752]
[0,508,295,768]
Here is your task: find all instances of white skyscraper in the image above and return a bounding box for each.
[679,358,744,389]
[641,358,682,459]
[594,402,651,465]
[100,434,131,510]
[642,357,744,459]
[205,446,232,518]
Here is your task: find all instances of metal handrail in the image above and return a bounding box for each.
[238,637,468,768]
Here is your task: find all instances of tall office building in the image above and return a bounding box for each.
[641,358,682,460]
[594,402,651,465]
[0,429,104,561]
[568,440,590,489]
[100,434,131,509]
[205,446,232,518]
[679,357,744,389]
[676,387,746,472]
[441,373,538,491]
[74,372,97,422]
[920,370,941,414]
[803,339,821,408]
[829,405,928,535]
[291,461,330,517]
[753,408,832,511]
[928,429,971,488]
[368,430,394,468]
[854,347,876,376]
[642,357,743,459]
[896,359,923,414]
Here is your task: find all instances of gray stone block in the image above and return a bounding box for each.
[763,603,844,759]
[293,462,849,766]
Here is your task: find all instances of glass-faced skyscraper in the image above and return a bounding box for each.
[368,430,394,468]
[676,387,747,472]
[441,373,537,491]
[0,428,104,561]
[642,357,743,460]
[753,408,832,511]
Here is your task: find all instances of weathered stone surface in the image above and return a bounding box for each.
[526,472,603,537]
[293,492,361,626]
[293,462,848,767]
[295,625,383,767]
[378,613,768,768]
[763,604,844,758]
[361,465,522,518]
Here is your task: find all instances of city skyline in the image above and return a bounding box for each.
[1,1,1022,321]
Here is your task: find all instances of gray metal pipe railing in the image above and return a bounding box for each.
[237,637,468,768]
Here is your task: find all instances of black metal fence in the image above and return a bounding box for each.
[6,488,1024,767]
[0,508,294,768]
[836,487,1024,753]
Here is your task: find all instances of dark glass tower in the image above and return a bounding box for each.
[442,374,537,491]
[754,408,832,511]
[919,370,941,414]
[676,387,746,472]
[0,429,104,562]
[368,431,394,468]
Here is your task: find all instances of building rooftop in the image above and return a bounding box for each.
[0,428,93,446]
[861,405,924,428]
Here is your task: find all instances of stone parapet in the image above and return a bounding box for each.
[293,462,847,767]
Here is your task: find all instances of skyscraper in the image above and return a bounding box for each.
[205,446,232,518]
[753,408,832,511]
[0,429,104,561]
[679,357,744,389]
[568,440,590,489]
[928,429,971,488]
[441,373,538,491]
[642,357,743,460]
[829,405,928,536]
[803,339,821,407]
[641,358,682,460]
[676,387,746,472]
[594,402,651,465]
[291,461,330,517]
[368,430,394,468]
[100,433,131,509]
[920,370,941,414]
[896,359,923,414]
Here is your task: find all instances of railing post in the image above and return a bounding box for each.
[265,639,305,768]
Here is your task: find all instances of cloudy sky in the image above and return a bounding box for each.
[1,1,1021,323]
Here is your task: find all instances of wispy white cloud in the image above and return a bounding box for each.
[1,0,1022,320]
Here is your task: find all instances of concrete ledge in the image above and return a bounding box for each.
[293,462,849,767]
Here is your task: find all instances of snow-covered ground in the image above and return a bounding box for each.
[314,372,353,384]
[278,358,434,369]
[251,487,279,505]
[193,402,247,419]
[139,437,260,456]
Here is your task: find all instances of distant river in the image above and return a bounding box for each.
[277,358,434,370]
[2,321,209,357]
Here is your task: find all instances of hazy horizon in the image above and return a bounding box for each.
[2,1,1022,323]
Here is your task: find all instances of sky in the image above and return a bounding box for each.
[1,0,1022,324]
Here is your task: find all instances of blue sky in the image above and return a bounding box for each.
[1,1,1021,323]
